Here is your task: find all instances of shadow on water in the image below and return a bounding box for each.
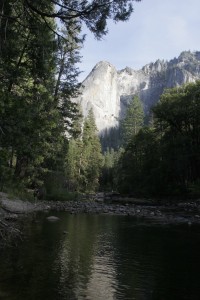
[0,212,200,299]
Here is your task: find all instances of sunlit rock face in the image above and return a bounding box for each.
[76,51,200,133]
[77,61,120,132]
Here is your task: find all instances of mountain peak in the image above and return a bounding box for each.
[96,60,114,67]
[93,61,116,71]
[76,51,200,133]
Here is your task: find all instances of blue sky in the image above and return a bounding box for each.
[78,0,200,81]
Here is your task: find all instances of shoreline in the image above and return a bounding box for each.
[1,191,200,247]
[1,192,200,224]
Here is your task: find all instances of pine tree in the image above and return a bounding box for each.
[121,96,144,146]
[0,1,140,39]
[0,0,142,194]
[65,107,83,191]
[100,148,116,190]
[54,22,83,134]
[0,1,63,188]
[81,109,103,192]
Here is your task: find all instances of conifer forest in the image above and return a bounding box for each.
[0,0,200,200]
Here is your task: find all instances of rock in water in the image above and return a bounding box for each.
[46,216,60,222]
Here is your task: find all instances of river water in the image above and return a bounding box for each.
[0,212,200,300]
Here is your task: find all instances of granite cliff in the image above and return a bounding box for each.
[76,51,200,133]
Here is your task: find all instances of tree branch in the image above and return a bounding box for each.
[24,0,114,21]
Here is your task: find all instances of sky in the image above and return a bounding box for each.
[78,0,200,81]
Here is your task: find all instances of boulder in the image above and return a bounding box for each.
[46,216,60,222]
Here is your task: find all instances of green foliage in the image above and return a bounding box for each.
[100,127,121,151]
[116,82,200,198]
[81,109,103,191]
[116,127,160,195]
[65,109,103,193]
[120,96,144,146]
[0,1,140,39]
[0,149,14,191]
[44,170,78,201]
[0,0,142,198]
[65,138,84,191]
[0,0,82,194]
[100,147,122,191]
[153,82,200,196]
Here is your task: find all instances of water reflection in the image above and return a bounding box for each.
[85,253,117,300]
[55,215,118,299]
[1,213,200,299]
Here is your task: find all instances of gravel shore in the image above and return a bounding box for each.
[1,191,200,249]
[1,192,200,225]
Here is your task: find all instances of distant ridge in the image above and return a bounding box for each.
[75,51,200,133]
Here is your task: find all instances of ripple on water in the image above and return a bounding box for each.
[1,213,200,300]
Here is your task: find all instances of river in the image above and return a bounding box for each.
[0,212,200,299]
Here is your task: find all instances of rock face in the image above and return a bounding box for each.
[76,51,200,133]
[78,61,120,132]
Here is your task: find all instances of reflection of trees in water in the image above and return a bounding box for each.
[1,214,200,299]
[0,216,62,299]
[85,251,117,300]
[55,214,119,299]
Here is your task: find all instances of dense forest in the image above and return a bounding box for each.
[0,1,200,200]
[0,0,139,198]
[104,83,200,199]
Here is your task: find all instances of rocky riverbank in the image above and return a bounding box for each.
[1,193,200,247]
[1,192,200,247]
[1,192,200,224]
[50,198,200,225]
